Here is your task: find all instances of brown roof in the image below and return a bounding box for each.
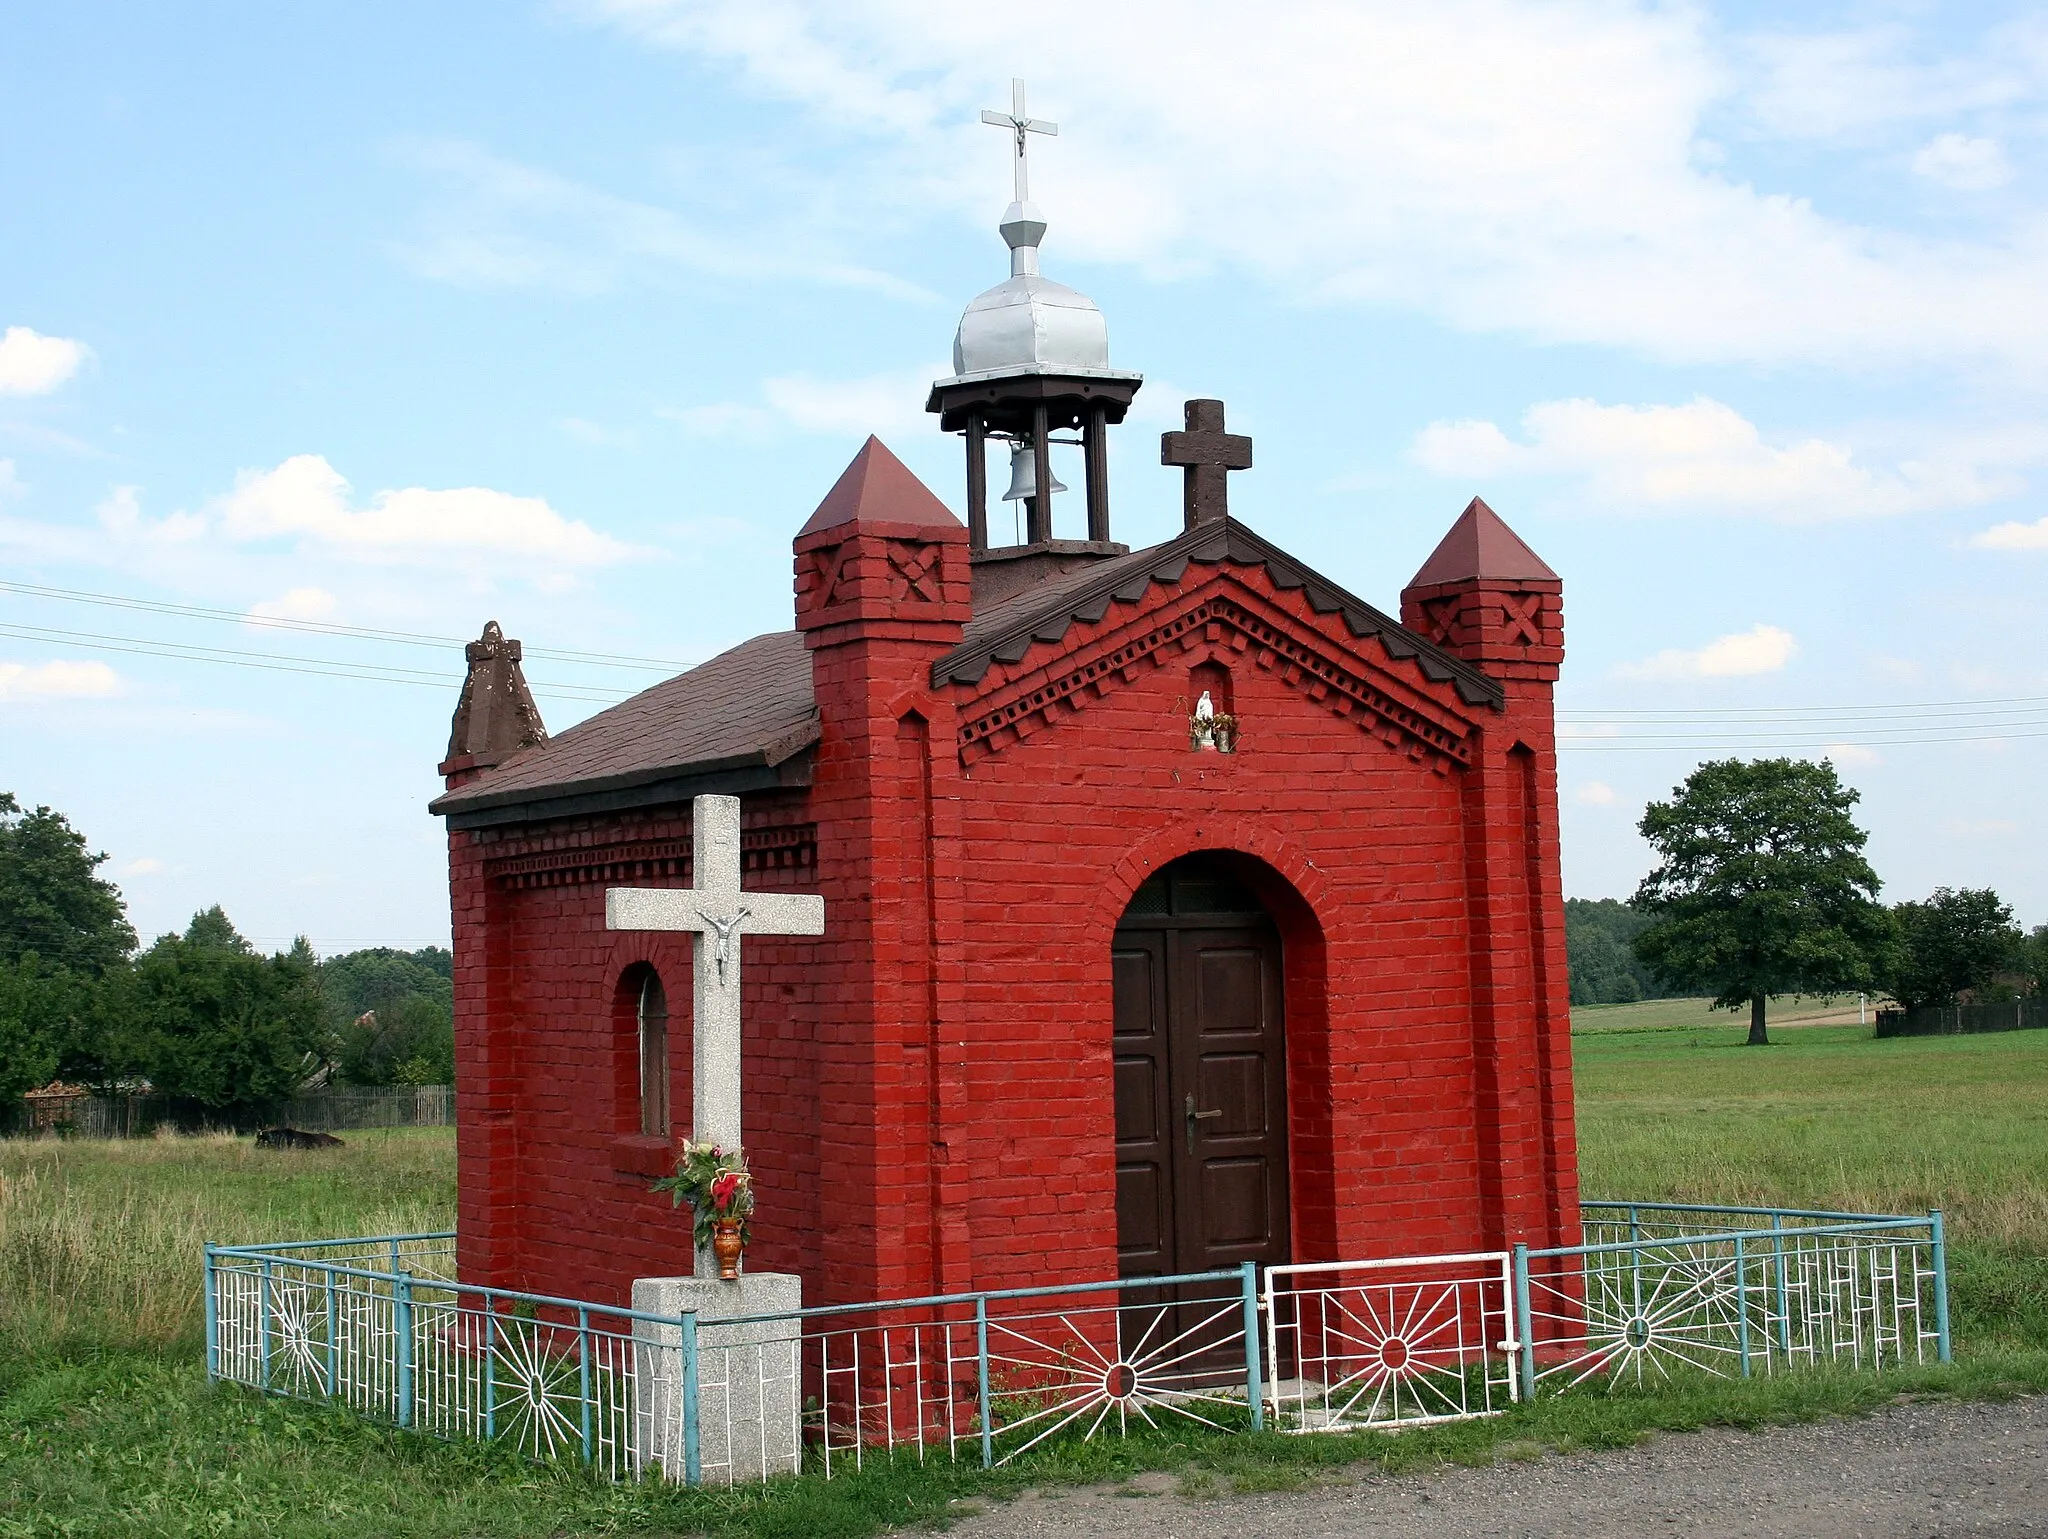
[1408,497,1558,588]
[429,630,818,829]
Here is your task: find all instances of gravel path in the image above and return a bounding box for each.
[938,1396,2048,1538]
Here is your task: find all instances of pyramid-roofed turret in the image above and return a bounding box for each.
[798,436,963,536]
[1408,497,1558,588]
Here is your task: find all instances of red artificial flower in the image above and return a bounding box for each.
[709,1171,742,1210]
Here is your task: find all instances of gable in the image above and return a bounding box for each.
[430,631,818,830]
[933,519,1501,772]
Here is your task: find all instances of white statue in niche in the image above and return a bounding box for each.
[1188,689,1238,754]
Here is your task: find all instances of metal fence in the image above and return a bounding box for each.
[1875,998,2047,1038]
[204,1202,1950,1485]
[1521,1202,1950,1390]
[8,1085,454,1138]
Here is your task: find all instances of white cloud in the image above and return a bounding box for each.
[0,658,122,702]
[119,857,167,877]
[390,139,931,301]
[1412,397,2011,519]
[1970,516,2048,551]
[664,364,944,441]
[210,454,631,569]
[0,459,22,503]
[559,417,638,448]
[1912,133,2011,191]
[1574,781,1618,806]
[98,485,206,544]
[1738,25,2042,142]
[1616,623,1799,682]
[577,2,2048,374]
[248,587,338,623]
[1823,743,1883,768]
[0,327,90,395]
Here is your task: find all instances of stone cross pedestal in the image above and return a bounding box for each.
[633,1272,802,1485]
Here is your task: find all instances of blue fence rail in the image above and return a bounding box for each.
[204,1202,1951,1484]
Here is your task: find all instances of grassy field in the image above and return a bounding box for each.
[1571,995,1879,1033]
[3,1025,2046,1538]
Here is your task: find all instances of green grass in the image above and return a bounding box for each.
[4,1025,2046,1538]
[0,1127,452,1365]
[1575,1019,2048,1350]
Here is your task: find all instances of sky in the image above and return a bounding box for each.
[3,0,2045,953]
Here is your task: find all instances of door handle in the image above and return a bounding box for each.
[1184,1093,1223,1153]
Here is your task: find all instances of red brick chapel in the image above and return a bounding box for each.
[430,162,1580,1312]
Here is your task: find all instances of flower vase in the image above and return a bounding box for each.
[711,1218,744,1280]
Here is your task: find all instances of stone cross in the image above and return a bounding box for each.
[605,792,824,1179]
[980,78,1057,203]
[1161,398,1253,529]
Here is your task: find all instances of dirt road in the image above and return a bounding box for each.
[941,1396,2048,1538]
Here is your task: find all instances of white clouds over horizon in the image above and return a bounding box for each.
[208,455,632,572]
[0,327,90,395]
[1412,397,2012,519]
[1616,623,1799,682]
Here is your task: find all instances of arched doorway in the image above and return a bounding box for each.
[1112,853,1291,1280]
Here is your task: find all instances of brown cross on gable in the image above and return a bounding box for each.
[1161,399,1252,529]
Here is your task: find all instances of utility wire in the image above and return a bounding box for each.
[0,578,688,672]
[0,622,631,704]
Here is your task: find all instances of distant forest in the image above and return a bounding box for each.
[1565,898,1668,1005]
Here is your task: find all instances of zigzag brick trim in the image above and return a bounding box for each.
[955,593,1474,766]
[486,825,817,890]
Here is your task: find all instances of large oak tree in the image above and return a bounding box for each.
[1632,758,1890,1045]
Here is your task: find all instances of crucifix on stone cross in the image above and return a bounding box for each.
[1161,399,1253,529]
[606,795,824,1271]
[980,78,1057,203]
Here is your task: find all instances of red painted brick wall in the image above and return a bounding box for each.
[444,520,1580,1309]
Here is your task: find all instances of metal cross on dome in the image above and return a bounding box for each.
[981,78,1057,203]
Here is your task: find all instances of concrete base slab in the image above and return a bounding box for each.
[632,1271,802,1484]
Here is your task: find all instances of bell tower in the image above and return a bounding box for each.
[926,80,1143,605]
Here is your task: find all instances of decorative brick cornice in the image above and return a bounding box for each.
[485,824,817,891]
[954,586,1476,769]
[934,516,1503,709]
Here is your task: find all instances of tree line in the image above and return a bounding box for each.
[1578,758,2046,1043]
[0,792,454,1116]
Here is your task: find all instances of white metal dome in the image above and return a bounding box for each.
[949,200,1111,377]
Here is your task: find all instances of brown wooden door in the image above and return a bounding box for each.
[1113,857,1290,1281]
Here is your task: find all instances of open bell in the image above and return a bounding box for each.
[1001,443,1068,504]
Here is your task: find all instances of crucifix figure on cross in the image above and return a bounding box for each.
[606,795,824,1274]
[980,78,1057,203]
[1161,398,1253,529]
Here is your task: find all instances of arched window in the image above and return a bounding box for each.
[636,968,670,1138]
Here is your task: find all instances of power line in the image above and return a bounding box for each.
[1561,699,2048,723]
[0,578,690,672]
[0,621,631,704]
[1560,730,2048,751]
